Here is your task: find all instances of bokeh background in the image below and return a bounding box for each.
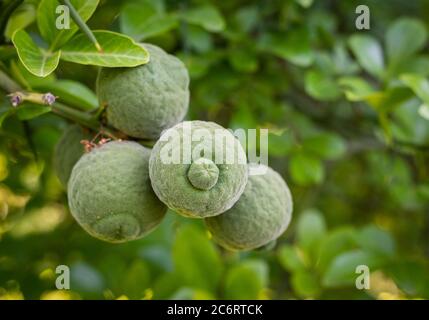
[1,0,429,300]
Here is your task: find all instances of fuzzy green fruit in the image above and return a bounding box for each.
[205,165,293,251]
[68,141,167,243]
[149,121,248,218]
[54,124,92,188]
[97,43,189,139]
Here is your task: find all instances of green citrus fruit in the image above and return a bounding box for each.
[68,141,167,243]
[97,43,189,139]
[205,165,293,251]
[149,121,248,218]
[54,124,92,188]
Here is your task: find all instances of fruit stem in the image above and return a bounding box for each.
[0,69,120,139]
[59,0,103,53]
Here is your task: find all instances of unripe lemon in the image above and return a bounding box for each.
[149,121,248,218]
[205,165,293,251]
[97,43,189,140]
[54,124,92,188]
[68,141,167,243]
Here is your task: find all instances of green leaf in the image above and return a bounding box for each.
[400,74,429,105]
[365,86,413,113]
[34,80,97,111]
[229,48,258,73]
[418,104,429,120]
[12,30,61,77]
[386,18,427,67]
[5,3,36,40]
[338,76,375,101]
[387,260,429,298]
[16,103,52,120]
[172,225,222,293]
[295,0,314,8]
[120,2,178,41]
[260,28,313,67]
[290,152,325,185]
[181,5,225,32]
[37,0,99,50]
[302,132,347,160]
[278,245,306,272]
[355,226,395,258]
[305,70,341,101]
[291,271,320,298]
[297,209,327,258]
[10,59,56,90]
[0,104,13,127]
[348,35,384,79]
[60,31,149,67]
[318,228,357,273]
[224,260,269,299]
[322,250,385,287]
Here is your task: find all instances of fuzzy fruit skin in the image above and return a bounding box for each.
[68,141,167,243]
[149,121,248,218]
[54,124,91,188]
[97,43,189,140]
[205,165,293,251]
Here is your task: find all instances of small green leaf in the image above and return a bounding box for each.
[16,103,52,120]
[386,18,427,67]
[120,2,178,41]
[5,3,36,40]
[181,5,225,32]
[365,86,413,113]
[305,70,341,101]
[295,0,314,8]
[318,228,357,274]
[173,225,222,293]
[418,104,429,120]
[0,105,13,127]
[400,74,429,105]
[297,209,327,258]
[322,250,385,287]
[37,0,99,50]
[278,245,306,272]
[348,34,384,79]
[224,260,268,299]
[61,31,149,67]
[290,152,325,185]
[355,226,395,258]
[229,48,258,73]
[338,76,375,101]
[34,80,97,111]
[12,29,60,77]
[291,271,320,298]
[302,132,347,160]
[387,260,429,298]
[260,29,313,67]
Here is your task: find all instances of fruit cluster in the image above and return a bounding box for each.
[54,43,293,251]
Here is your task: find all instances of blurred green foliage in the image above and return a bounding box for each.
[0,0,429,300]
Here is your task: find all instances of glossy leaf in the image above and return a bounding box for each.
[16,103,52,120]
[302,132,347,160]
[181,5,225,32]
[224,260,268,299]
[290,152,325,185]
[172,225,222,293]
[37,0,99,50]
[120,2,178,41]
[260,29,314,67]
[386,18,427,66]
[297,209,327,258]
[12,29,61,77]
[305,70,341,101]
[322,250,385,287]
[60,31,149,67]
[349,35,384,79]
